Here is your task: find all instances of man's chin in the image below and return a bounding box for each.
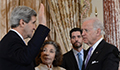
[73,45,82,49]
[25,36,32,39]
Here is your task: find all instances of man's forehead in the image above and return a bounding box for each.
[72,32,82,35]
[82,22,93,29]
[82,20,94,25]
[31,16,36,20]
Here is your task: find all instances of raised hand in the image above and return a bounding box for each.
[38,3,46,26]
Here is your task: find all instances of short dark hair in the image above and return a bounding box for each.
[35,40,63,67]
[70,28,82,38]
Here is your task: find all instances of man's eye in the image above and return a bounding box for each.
[85,29,88,32]
[32,22,35,24]
[71,36,75,39]
[77,36,81,38]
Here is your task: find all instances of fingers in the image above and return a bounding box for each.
[39,3,44,15]
[38,3,46,26]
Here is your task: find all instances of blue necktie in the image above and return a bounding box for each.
[77,53,83,70]
[85,47,93,68]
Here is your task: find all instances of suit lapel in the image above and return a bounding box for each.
[82,49,87,70]
[86,39,106,69]
[83,49,88,60]
[69,49,79,70]
[70,49,87,70]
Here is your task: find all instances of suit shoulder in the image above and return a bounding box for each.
[63,50,73,57]
[104,42,116,49]
[103,42,118,53]
[0,31,24,47]
[1,31,20,40]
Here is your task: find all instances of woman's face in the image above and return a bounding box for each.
[40,44,56,66]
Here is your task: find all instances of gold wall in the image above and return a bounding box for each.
[0,0,92,54]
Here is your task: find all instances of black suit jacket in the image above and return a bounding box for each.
[61,49,87,70]
[82,39,119,70]
[0,25,50,70]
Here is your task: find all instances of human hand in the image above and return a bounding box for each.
[38,3,46,26]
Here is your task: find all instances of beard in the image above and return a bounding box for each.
[72,41,82,49]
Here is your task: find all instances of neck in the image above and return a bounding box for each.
[12,27,25,39]
[91,36,102,46]
[73,47,83,52]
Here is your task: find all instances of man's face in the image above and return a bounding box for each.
[70,31,83,49]
[24,16,36,39]
[81,20,97,46]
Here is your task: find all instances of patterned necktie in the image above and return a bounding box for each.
[77,52,83,70]
[85,47,93,68]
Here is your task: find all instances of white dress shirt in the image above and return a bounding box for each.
[73,49,84,67]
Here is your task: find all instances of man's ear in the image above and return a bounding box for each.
[19,19,25,27]
[97,28,101,35]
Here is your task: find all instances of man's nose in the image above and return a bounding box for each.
[75,37,79,40]
[82,30,85,36]
[33,25,36,30]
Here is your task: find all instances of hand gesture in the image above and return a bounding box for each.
[38,3,46,26]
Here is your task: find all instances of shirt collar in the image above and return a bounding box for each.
[91,37,103,54]
[73,48,84,56]
[40,63,53,69]
[10,29,24,41]
[73,48,84,61]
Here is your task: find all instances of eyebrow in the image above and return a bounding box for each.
[32,21,36,24]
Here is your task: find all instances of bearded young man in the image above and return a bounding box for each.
[60,28,87,70]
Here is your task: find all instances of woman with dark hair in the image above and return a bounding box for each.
[35,40,66,70]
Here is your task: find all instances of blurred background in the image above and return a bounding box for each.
[0,0,119,60]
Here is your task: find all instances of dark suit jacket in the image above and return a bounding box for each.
[0,25,50,70]
[61,49,87,70]
[82,39,119,70]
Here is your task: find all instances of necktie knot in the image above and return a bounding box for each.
[77,52,81,56]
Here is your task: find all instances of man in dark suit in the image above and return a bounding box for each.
[0,4,50,70]
[61,28,87,70]
[81,17,119,70]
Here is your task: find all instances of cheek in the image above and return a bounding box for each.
[40,53,44,60]
[79,39,83,42]
[51,53,55,60]
[88,33,97,42]
[71,39,75,43]
[87,31,94,38]
[90,32,96,38]
[25,25,31,32]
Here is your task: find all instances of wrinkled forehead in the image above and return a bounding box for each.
[81,20,94,29]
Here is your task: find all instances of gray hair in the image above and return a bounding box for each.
[10,6,37,28]
[82,17,105,35]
